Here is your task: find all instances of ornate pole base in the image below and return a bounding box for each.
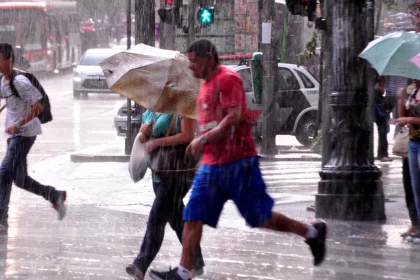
[316,91,386,221]
[316,169,386,221]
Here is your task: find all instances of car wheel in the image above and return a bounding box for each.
[296,117,318,147]
[73,90,81,98]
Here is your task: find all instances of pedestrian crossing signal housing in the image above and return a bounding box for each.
[197,7,215,25]
[285,0,317,22]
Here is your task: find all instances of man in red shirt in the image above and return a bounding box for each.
[149,39,327,280]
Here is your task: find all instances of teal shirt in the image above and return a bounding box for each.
[142,110,180,182]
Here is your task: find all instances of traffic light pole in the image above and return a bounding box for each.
[159,0,178,50]
[260,0,278,155]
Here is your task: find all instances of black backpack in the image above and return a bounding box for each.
[8,70,53,124]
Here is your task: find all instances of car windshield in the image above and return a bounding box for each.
[79,50,120,66]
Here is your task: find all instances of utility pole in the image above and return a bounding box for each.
[135,0,156,46]
[187,0,197,46]
[159,0,179,50]
[260,0,278,155]
[316,0,385,221]
[125,0,132,155]
[123,0,155,155]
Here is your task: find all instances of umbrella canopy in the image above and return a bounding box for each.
[100,44,200,119]
[359,31,420,79]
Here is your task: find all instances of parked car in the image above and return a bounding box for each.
[73,48,122,98]
[228,63,319,147]
[114,102,143,137]
[114,62,319,147]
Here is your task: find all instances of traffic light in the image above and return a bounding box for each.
[158,6,181,26]
[197,7,215,25]
[285,0,317,22]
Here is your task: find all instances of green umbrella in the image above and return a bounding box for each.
[359,31,420,79]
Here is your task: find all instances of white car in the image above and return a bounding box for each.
[228,63,320,146]
[72,48,121,98]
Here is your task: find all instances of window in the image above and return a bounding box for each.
[278,68,300,90]
[236,69,253,92]
[295,69,315,88]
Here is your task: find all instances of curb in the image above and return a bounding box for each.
[259,155,322,162]
[70,152,321,163]
[70,153,129,163]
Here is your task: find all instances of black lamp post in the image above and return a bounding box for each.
[315,0,386,221]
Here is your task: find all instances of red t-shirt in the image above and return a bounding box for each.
[197,66,257,165]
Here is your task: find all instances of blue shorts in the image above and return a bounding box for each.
[183,156,274,228]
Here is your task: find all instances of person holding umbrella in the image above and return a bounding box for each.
[126,110,205,280]
[396,81,419,239]
[396,79,420,241]
[374,76,392,162]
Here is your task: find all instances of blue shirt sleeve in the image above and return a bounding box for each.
[152,113,173,139]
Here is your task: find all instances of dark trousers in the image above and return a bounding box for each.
[0,136,60,226]
[134,179,205,273]
[375,114,389,158]
[403,157,418,226]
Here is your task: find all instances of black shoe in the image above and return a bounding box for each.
[126,263,144,280]
[305,220,327,266]
[149,267,187,280]
[0,224,7,233]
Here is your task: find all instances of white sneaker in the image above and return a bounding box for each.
[52,191,67,220]
[405,236,413,243]
[413,238,420,244]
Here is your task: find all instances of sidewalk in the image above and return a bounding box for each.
[2,187,418,280]
[0,150,417,279]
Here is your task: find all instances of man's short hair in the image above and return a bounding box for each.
[0,43,14,62]
[187,39,219,64]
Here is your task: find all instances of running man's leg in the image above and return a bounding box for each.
[13,137,61,203]
[0,139,17,226]
[180,221,204,271]
[232,156,327,266]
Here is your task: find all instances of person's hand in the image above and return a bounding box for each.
[396,117,413,126]
[6,125,19,135]
[186,138,204,158]
[138,132,148,144]
[146,139,160,153]
[140,122,153,136]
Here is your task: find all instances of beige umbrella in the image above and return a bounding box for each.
[100,44,200,119]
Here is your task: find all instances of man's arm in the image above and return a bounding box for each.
[18,102,42,127]
[398,88,408,118]
[201,106,242,143]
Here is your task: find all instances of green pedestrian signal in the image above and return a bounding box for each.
[197,7,215,25]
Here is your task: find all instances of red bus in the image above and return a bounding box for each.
[0,1,81,72]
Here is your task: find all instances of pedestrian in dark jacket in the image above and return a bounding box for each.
[375,76,392,162]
